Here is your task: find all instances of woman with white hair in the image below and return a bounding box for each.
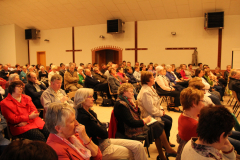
[155,66,181,112]
[4,74,20,98]
[48,65,59,85]
[74,88,148,160]
[45,103,102,160]
[77,66,85,85]
[38,66,48,86]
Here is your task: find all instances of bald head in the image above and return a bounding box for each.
[85,69,91,76]
[27,72,37,83]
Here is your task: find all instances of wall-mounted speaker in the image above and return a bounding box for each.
[107,19,123,33]
[25,29,37,40]
[204,11,224,29]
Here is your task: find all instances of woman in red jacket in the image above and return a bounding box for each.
[0,81,48,141]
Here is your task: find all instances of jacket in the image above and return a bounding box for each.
[40,87,73,110]
[47,133,102,160]
[93,73,107,84]
[126,72,138,84]
[64,71,82,90]
[155,75,173,91]
[137,84,163,120]
[84,75,100,90]
[166,71,177,84]
[0,94,45,136]
[108,75,121,94]
[25,81,47,108]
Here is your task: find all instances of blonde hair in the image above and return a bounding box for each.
[51,65,58,70]
[118,83,134,95]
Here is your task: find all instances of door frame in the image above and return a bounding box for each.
[91,45,122,64]
[37,51,46,67]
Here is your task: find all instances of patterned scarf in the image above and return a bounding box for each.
[55,134,91,159]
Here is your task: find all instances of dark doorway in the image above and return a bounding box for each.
[95,49,119,65]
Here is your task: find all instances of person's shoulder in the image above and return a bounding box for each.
[21,94,32,101]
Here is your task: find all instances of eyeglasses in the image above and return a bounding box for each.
[16,85,23,89]
[87,95,93,99]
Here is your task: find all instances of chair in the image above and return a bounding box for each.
[108,110,151,157]
[107,82,118,100]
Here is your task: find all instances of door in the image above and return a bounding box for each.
[95,50,119,65]
[37,51,46,67]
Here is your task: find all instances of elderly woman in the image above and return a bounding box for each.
[77,66,85,85]
[20,66,27,83]
[114,83,177,160]
[38,65,48,81]
[155,66,181,112]
[181,106,235,160]
[0,81,49,141]
[46,103,102,160]
[195,68,221,105]
[147,65,156,77]
[74,88,147,160]
[176,87,204,160]
[48,65,59,85]
[137,71,174,146]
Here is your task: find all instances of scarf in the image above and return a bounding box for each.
[55,134,91,159]
[118,95,138,113]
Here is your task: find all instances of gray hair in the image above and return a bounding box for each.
[77,66,83,71]
[93,67,98,71]
[39,65,44,70]
[9,74,19,83]
[165,65,172,70]
[231,70,238,77]
[51,74,62,82]
[155,66,164,75]
[74,88,94,108]
[45,103,75,134]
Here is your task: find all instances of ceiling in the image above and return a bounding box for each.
[0,0,240,30]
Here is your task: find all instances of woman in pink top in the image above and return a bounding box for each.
[116,67,128,83]
[180,64,190,80]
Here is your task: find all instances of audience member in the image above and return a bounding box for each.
[4,73,20,98]
[181,106,235,160]
[176,87,204,160]
[0,65,10,81]
[133,66,141,81]
[155,66,181,112]
[228,69,238,90]
[224,65,232,81]
[20,66,27,83]
[180,64,191,79]
[0,113,10,155]
[116,67,128,83]
[214,67,227,87]
[1,81,49,141]
[198,63,203,69]
[45,103,102,160]
[147,65,156,77]
[108,67,122,95]
[75,88,148,160]
[64,64,82,91]
[92,67,107,84]
[77,66,85,85]
[38,65,48,86]
[231,70,240,101]
[48,65,59,85]
[114,83,177,160]
[125,66,141,92]
[188,64,195,77]
[25,72,47,109]
[138,71,174,146]
[84,69,111,100]
[41,74,73,110]
[100,63,107,74]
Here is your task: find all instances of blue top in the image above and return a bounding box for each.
[166,71,176,84]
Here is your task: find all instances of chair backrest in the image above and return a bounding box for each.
[107,82,117,96]
[67,91,76,100]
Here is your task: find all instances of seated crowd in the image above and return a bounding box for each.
[0,61,238,160]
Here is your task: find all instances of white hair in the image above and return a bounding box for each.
[40,65,44,70]
[165,65,172,70]
[77,66,83,71]
[74,88,94,108]
[51,65,58,70]
[9,74,19,83]
[156,66,164,76]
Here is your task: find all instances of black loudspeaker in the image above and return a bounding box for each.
[25,29,37,40]
[204,11,224,29]
[107,19,123,33]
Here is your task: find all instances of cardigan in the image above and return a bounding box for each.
[0,94,45,136]
[108,75,121,94]
[155,75,173,91]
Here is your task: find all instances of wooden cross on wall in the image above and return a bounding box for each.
[125,21,148,62]
[66,27,82,63]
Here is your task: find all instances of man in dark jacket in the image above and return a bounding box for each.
[25,72,47,109]
[231,70,240,101]
[84,69,111,100]
[125,67,141,92]
[92,67,107,84]
[0,65,10,81]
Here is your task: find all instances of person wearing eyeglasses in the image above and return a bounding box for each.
[0,81,49,141]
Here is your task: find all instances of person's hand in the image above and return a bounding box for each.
[220,76,223,79]
[6,73,9,77]
[143,116,152,124]
[15,122,28,127]
[61,96,69,102]
[171,88,175,91]
[22,77,24,79]
[0,118,1,122]
[220,138,233,153]
[82,80,85,82]
[29,111,39,119]
[137,82,139,85]
[75,124,90,143]
[35,80,41,85]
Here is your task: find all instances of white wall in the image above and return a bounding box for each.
[15,24,28,66]
[29,27,72,66]
[222,15,240,69]
[0,24,16,65]
[25,15,240,68]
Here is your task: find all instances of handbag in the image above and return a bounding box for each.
[101,98,113,107]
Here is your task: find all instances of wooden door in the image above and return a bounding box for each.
[96,50,106,65]
[37,51,46,67]
[113,51,119,64]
